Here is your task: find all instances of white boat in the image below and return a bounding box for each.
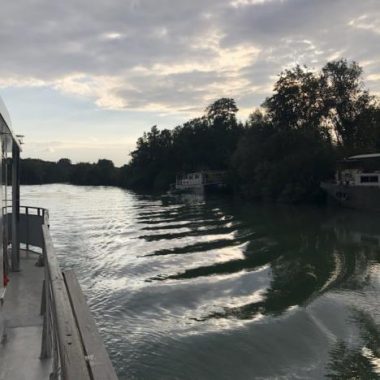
[170,170,228,194]
[321,153,380,212]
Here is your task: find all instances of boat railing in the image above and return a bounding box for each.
[4,206,118,380]
[3,205,48,254]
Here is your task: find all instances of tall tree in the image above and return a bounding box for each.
[321,59,375,152]
[263,65,328,134]
[206,98,239,126]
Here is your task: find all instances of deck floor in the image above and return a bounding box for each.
[0,251,52,380]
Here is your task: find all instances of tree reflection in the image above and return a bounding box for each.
[149,197,380,327]
[195,206,380,321]
[326,310,380,379]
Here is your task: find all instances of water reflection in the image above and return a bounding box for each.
[147,202,380,323]
[20,185,380,379]
[327,310,380,379]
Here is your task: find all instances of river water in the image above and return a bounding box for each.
[21,184,380,379]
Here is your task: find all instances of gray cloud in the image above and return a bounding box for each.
[0,0,379,116]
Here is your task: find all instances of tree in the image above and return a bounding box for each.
[232,116,335,202]
[263,65,328,134]
[127,125,176,191]
[21,59,375,199]
[57,158,72,166]
[56,158,72,182]
[206,98,239,126]
[124,99,244,191]
[321,59,375,152]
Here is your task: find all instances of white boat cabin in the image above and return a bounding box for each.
[337,153,380,187]
[0,96,22,306]
[176,171,226,190]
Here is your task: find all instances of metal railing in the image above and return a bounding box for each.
[4,206,118,380]
[3,205,48,253]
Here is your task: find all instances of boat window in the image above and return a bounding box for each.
[360,175,379,183]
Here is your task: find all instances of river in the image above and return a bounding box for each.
[21,184,380,379]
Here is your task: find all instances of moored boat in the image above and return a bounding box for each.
[321,153,380,212]
[169,170,228,195]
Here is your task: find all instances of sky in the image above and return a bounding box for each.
[0,0,379,166]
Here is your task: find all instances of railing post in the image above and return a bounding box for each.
[51,331,61,380]
[40,246,52,359]
[11,142,20,272]
[3,211,9,275]
[40,296,51,359]
[40,279,46,316]
[26,206,29,252]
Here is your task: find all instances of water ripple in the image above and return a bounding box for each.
[20,184,380,379]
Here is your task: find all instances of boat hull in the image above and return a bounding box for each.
[321,183,380,212]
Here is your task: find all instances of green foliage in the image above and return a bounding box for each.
[20,159,71,184]
[232,123,335,202]
[206,97,239,125]
[20,158,119,186]
[264,65,328,132]
[321,59,376,153]
[20,60,380,204]
[123,98,243,191]
[229,59,378,203]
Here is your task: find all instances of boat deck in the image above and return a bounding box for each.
[0,250,52,380]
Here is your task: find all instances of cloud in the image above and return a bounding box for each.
[230,0,282,8]
[0,0,379,117]
[348,14,380,35]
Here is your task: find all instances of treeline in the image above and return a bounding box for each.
[118,98,244,191]
[21,158,120,186]
[21,59,380,203]
[121,59,380,202]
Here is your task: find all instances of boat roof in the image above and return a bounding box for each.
[347,153,380,160]
[176,170,226,178]
[0,96,12,128]
[0,95,22,152]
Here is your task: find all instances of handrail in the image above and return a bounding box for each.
[3,205,48,254]
[41,225,91,379]
[64,270,118,380]
[3,205,49,218]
